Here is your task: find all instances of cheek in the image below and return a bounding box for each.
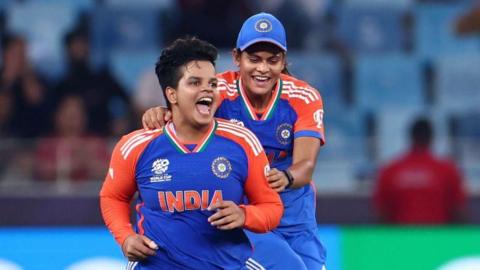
[271,63,284,75]
[178,88,197,104]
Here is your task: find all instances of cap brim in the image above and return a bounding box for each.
[239,38,287,52]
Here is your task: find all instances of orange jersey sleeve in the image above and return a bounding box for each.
[216,71,240,104]
[281,74,326,145]
[99,129,162,246]
[241,147,283,233]
[216,119,283,233]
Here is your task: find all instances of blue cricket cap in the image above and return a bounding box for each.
[236,12,287,52]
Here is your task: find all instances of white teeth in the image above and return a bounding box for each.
[198,97,213,104]
[254,76,268,81]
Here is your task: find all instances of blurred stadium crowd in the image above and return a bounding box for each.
[0,0,479,198]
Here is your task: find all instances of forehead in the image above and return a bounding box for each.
[181,60,216,79]
[244,42,284,55]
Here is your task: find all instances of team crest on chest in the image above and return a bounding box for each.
[150,158,172,182]
[276,123,293,145]
[211,157,232,179]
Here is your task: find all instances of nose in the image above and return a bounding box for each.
[256,61,268,73]
[202,83,214,92]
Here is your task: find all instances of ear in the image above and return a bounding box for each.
[232,48,241,67]
[165,86,177,105]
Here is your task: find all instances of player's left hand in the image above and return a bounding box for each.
[207,201,245,230]
[267,168,289,192]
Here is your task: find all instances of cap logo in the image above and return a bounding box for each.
[255,19,272,33]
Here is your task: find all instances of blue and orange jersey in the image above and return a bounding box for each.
[216,71,325,231]
[100,119,282,269]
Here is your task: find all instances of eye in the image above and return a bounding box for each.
[210,82,217,88]
[189,80,200,86]
[249,57,260,63]
[269,57,280,64]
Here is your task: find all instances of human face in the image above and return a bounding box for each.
[166,60,218,129]
[234,43,285,97]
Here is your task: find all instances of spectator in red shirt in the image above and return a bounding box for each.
[35,95,109,182]
[373,118,467,224]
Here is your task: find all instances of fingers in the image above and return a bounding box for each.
[164,110,172,123]
[207,201,245,230]
[142,112,149,130]
[154,107,165,129]
[122,234,158,261]
[142,107,167,130]
[142,108,155,130]
[141,235,159,250]
[267,169,287,192]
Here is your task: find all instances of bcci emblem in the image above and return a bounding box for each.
[150,159,172,182]
[255,19,272,33]
[276,123,292,145]
[211,157,232,179]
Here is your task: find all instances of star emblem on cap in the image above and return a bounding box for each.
[255,19,272,32]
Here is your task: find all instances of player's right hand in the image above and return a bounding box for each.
[122,234,158,261]
[142,106,170,130]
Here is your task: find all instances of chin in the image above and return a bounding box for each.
[250,87,272,96]
[193,115,213,127]
[248,82,275,95]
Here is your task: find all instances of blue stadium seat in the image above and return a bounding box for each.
[109,50,159,94]
[414,4,480,61]
[451,111,480,184]
[6,2,80,79]
[354,54,424,112]
[287,52,346,109]
[0,0,15,10]
[319,108,367,160]
[313,108,369,191]
[343,0,413,9]
[216,50,237,74]
[453,112,480,139]
[27,0,95,12]
[105,0,174,9]
[335,5,406,53]
[434,54,480,113]
[90,7,161,65]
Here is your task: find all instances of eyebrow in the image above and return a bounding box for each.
[187,76,217,82]
[247,52,282,59]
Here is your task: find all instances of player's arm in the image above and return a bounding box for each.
[99,135,158,260]
[267,138,321,191]
[268,90,325,191]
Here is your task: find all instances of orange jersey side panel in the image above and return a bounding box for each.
[99,129,163,245]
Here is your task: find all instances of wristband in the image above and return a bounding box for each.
[282,169,294,189]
